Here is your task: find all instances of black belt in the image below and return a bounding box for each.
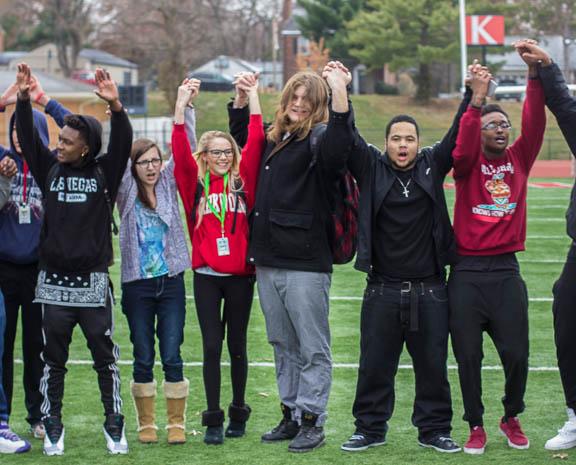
[400,281,422,332]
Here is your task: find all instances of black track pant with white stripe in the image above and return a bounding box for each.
[39,293,122,418]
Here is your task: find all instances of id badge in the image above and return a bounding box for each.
[18,204,31,224]
[217,237,230,256]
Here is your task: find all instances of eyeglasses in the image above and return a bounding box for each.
[134,158,162,168]
[207,149,234,159]
[481,122,512,131]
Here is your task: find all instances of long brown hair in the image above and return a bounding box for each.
[267,71,329,144]
[193,130,243,228]
[130,138,163,210]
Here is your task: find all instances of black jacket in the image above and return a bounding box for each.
[538,62,576,242]
[16,97,133,273]
[228,104,354,273]
[349,88,472,274]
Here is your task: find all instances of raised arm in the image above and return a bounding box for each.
[451,65,491,178]
[172,79,200,219]
[14,63,57,193]
[173,78,200,152]
[228,73,254,147]
[316,61,353,179]
[92,68,133,201]
[237,75,265,207]
[29,74,72,128]
[518,43,576,159]
[430,85,473,175]
[508,40,547,172]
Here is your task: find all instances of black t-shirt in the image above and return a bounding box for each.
[372,168,439,280]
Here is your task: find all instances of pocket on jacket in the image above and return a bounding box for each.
[269,209,316,259]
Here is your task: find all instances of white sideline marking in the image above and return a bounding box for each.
[13,359,559,371]
[526,235,567,239]
[113,295,554,302]
[528,218,565,222]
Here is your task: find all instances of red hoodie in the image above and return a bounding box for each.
[172,114,264,275]
[452,79,546,256]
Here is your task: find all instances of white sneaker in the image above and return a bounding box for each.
[545,411,576,451]
[0,425,31,454]
[103,414,128,455]
[43,426,64,456]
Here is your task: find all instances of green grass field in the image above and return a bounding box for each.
[2,180,575,464]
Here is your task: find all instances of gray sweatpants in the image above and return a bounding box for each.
[256,266,332,426]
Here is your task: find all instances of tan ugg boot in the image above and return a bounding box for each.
[131,380,159,443]
[163,379,189,445]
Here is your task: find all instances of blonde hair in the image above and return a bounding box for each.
[267,71,329,144]
[193,130,243,228]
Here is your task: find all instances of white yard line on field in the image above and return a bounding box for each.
[112,295,553,302]
[13,359,559,371]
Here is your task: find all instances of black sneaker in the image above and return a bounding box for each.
[261,418,300,442]
[341,432,386,452]
[418,434,461,453]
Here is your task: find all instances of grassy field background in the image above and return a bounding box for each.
[144,90,574,160]
[2,88,576,464]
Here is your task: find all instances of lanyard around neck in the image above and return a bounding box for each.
[204,171,228,235]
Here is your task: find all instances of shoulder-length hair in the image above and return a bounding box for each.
[267,71,329,144]
[130,138,163,210]
[193,130,243,228]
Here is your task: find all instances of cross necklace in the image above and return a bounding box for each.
[395,176,411,198]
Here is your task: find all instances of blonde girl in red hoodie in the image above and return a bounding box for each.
[171,75,264,445]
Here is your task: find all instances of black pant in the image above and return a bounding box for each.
[40,291,122,418]
[352,281,453,441]
[0,260,44,425]
[552,245,576,411]
[449,270,529,426]
[193,272,254,412]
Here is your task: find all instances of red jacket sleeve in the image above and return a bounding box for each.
[172,123,199,234]
[508,79,546,173]
[451,105,482,179]
[239,114,265,208]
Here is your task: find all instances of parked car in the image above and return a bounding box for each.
[71,70,96,85]
[188,72,234,92]
[494,79,524,102]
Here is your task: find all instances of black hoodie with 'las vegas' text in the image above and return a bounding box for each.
[15,96,133,274]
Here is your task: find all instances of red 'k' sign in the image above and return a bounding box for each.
[466,15,505,45]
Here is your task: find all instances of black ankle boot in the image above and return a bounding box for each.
[288,411,325,453]
[261,403,299,443]
[225,404,251,438]
[202,410,224,445]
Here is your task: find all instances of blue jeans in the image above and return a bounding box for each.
[121,273,186,383]
[0,291,8,423]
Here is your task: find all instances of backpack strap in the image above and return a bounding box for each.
[230,190,246,234]
[93,163,118,235]
[190,181,203,227]
[309,123,327,167]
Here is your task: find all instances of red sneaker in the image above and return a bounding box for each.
[499,417,530,449]
[463,426,487,455]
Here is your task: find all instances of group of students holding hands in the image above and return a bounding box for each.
[0,37,574,458]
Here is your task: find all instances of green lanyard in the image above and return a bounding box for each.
[205,171,228,236]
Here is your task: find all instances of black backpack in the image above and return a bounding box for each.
[310,124,359,265]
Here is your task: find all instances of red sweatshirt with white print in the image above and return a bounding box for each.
[172,114,264,275]
[452,79,546,256]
